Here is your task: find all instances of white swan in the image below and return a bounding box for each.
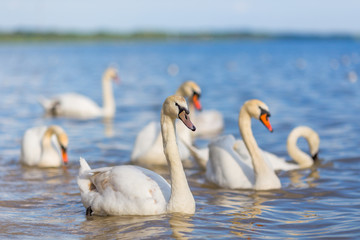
[191,109,224,138]
[39,67,119,119]
[186,81,223,138]
[20,125,69,168]
[184,126,320,171]
[131,81,202,166]
[205,99,281,190]
[280,126,320,169]
[77,95,196,216]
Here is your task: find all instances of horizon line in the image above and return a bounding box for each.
[0,29,359,42]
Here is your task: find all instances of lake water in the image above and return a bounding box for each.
[0,39,360,239]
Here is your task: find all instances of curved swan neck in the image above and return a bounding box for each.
[40,125,67,167]
[239,106,280,190]
[239,108,264,175]
[287,127,318,168]
[102,74,115,118]
[42,125,65,148]
[161,109,195,213]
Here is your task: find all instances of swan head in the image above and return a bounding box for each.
[104,67,120,83]
[244,99,273,132]
[177,81,202,111]
[163,95,196,131]
[307,127,320,161]
[48,125,69,165]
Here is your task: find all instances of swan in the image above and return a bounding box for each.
[185,126,320,171]
[20,125,69,167]
[280,126,320,169]
[186,81,223,138]
[131,81,202,166]
[191,109,224,138]
[205,99,281,190]
[39,67,119,119]
[77,95,196,216]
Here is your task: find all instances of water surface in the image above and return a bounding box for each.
[0,39,360,239]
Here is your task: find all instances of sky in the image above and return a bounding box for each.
[0,0,359,34]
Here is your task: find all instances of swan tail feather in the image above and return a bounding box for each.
[38,97,52,110]
[77,157,92,194]
[38,97,60,115]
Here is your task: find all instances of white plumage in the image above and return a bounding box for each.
[77,95,196,216]
[20,125,69,168]
[39,67,118,119]
[205,99,281,190]
[78,158,170,215]
[131,81,201,166]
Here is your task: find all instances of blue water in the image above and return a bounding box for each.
[0,39,360,239]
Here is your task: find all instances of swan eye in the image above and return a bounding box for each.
[175,102,189,115]
[259,106,271,117]
[258,106,273,132]
[61,145,67,152]
[193,91,201,98]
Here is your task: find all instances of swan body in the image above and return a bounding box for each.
[131,81,202,166]
[206,135,254,189]
[20,125,69,168]
[192,109,224,138]
[206,99,281,190]
[232,126,320,170]
[185,126,320,171]
[39,67,118,119]
[78,95,196,216]
[78,159,170,215]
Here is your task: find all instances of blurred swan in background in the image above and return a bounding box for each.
[20,125,69,168]
[184,81,223,138]
[191,106,224,139]
[184,127,320,171]
[197,99,281,190]
[131,81,202,166]
[77,95,196,216]
[39,67,119,119]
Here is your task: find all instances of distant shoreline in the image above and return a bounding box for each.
[0,31,359,42]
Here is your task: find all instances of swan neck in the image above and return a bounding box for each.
[287,130,314,168]
[239,109,264,175]
[40,126,63,166]
[42,127,54,148]
[188,102,195,118]
[161,110,195,213]
[42,126,61,148]
[175,88,184,96]
[102,75,115,118]
[238,103,280,190]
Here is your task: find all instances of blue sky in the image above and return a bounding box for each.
[1,0,359,34]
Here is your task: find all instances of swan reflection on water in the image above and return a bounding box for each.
[286,165,320,189]
[103,118,114,138]
[20,165,72,185]
[78,213,194,239]
[205,189,275,236]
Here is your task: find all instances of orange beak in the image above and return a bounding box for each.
[61,147,68,165]
[260,113,273,132]
[192,94,202,111]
